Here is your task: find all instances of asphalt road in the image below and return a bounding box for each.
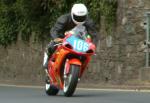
[0,85,150,103]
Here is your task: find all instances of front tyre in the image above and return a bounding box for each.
[63,65,80,97]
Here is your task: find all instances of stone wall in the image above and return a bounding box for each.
[0,37,45,85]
[0,0,150,86]
[116,0,150,84]
[82,0,150,85]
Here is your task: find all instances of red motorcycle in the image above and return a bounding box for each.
[45,25,96,97]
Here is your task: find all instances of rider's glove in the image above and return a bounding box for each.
[54,38,63,43]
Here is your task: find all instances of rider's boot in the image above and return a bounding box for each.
[43,52,50,79]
[43,52,49,69]
[43,53,50,83]
[45,69,50,83]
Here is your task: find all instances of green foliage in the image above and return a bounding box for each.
[0,0,117,46]
[0,1,18,46]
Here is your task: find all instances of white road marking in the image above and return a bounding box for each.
[0,84,43,89]
[0,83,150,93]
[77,88,150,93]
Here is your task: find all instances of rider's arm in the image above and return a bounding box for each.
[50,14,68,39]
[85,18,99,46]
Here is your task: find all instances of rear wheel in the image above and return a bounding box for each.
[63,64,80,97]
[45,76,59,96]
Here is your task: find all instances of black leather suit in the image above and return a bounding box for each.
[47,13,98,56]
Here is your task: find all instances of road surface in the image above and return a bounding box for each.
[0,85,150,103]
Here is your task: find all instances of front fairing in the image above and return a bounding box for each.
[66,35,90,53]
[63,33,95,55]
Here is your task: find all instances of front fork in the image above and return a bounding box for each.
[64,58,82,81]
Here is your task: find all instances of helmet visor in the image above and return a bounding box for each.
[73,14,87,22]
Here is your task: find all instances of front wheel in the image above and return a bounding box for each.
[63,64,80,97]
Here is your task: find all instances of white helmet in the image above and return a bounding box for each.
[71,3,88,25]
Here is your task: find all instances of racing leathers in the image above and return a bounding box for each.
[43,13,98,69]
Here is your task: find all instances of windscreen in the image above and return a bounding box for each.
[66,25,90,52]
[71,25,88,40]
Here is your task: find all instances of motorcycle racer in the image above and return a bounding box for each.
[43,3,99,72]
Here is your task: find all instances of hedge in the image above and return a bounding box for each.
[0,0,117,46]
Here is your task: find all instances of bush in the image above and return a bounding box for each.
[0,0,117,46]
